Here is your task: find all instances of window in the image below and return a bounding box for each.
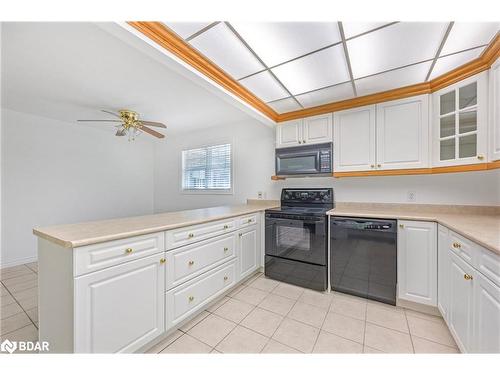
[182,143,232,192]
[438,82,478,161]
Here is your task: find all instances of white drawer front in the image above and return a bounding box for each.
[239,214,259,228]
[166,261,236,328]
[166,233,236,289]
[165,218,237,250]
[74,233,164,276]
[478,246,500,288]
[449,231,477,265]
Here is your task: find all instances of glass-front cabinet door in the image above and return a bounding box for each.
[432,72,488,167]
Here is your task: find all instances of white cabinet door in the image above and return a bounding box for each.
[437,225,450,320]
[473,270,500,353]
[449,252,475,352]
[276,120,303,148]
[238,226,259,281]
[489,58,500,161]
[397,220,437,306]
[303,114,332,145]
[376,95,429,170]
[74,253,165,353]
[432,72,488,167]
[333,105,376,172]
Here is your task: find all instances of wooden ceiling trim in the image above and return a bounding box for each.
[129,22,499,124]
[127,21,279,121]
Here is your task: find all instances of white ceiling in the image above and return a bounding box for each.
[1,22,255,135]
[164,21,499,114]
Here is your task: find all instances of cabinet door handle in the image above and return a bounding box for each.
[247,219,253,223]
[239,233,243,237]
[464,274,473,281]
[377,164,381,168]
[188,260,195,266]
[188,233,194,238]
[303,140,306,144]
[370,164,375,168]
[188,296,195,302]
[453,242,461,249]
[224,247,229,252]
[399,224,404,229]
[224,276,228,281]
[125,248,133,254]
[223,224,229,229]
[298,140,302,144]
[477,155,485,160]
[160,258,166,264]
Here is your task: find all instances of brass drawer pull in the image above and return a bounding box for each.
[464,274,473,281]
[239,233,243,237]
[160,258,166,264]
[224,247,229,252]
[223,225,229,229]
[188,296,194,302]
[399,224,404,229]
[224,276,228,281]
[453,242,462,249]
[477,155,485,160]
[188,233,194,238]
[125,248,133,254]
[188,260,195,266]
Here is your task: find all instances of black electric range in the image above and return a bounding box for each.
[264,188,334,291]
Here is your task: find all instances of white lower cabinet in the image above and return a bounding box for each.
[397,220,437,306]
[237,225,259,281]
[166,260,236,329]
[437,225,450,319]
[448,252,475,352]
[473,271,500,353]
[74,253,166,353]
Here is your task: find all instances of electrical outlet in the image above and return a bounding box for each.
[257,191,264,199]
[407,191,416,202]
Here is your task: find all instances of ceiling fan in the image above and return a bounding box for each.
[77,109,166,140]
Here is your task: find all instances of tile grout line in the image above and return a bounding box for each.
[404,308,416,353]
[1,278,38,331]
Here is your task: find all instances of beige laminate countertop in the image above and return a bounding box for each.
[327,204,500,255]
[33,200,279,249]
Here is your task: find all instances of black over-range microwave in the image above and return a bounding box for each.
[275,142,332,176]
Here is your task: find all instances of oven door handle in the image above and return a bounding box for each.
[267,217,324,225]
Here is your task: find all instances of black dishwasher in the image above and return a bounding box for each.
[330,217,397,305]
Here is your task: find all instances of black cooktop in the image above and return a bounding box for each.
[265,188,334,217]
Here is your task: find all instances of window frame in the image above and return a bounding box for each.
[180,140,234,195]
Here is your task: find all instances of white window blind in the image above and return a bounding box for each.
[182,143,232,191]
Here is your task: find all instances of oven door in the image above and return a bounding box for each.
[265,214,327,266]
[275,150,320,175]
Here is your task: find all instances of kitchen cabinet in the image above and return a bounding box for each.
[333,105,376,172]
[473,270,500,353]
[397,220,437,306]
[437,225,450,320]
[489,58,500,161]
[432,72,488,167]
[74,253,166,353]
[238,225,259,281]
[276,114,332,148]
[376,95,429,170]
[448,252,475,352]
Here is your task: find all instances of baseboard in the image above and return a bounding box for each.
[0,255,38,269]
[397,298,441,316]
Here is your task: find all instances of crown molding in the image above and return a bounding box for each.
[128,22,499,124]
[127,21,279,121]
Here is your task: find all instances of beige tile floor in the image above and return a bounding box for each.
[1,263,459,354]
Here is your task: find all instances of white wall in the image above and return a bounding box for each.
[0,109,155,267]
[272,170,500,206]
[154,119,276,212]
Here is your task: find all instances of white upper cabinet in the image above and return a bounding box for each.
[432,72,488,167]
[397,220,437,306]
[276,119,303,148]
[376,95,429,170]
[489,58,500,161]
[333,105,376,172]
[303,114,333,145]
[276,114,332,148]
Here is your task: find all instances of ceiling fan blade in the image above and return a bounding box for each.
[141,125,165,139]
[115,128,126,136]
[139,120,167,128]
[101,110,122,118]
[77,120,122,123]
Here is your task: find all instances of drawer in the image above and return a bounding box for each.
[165,217,237,250]
[449,231,477,265]
[477,246,500,288]
[166,260,236,328]
[74,232,164,276]
[238,213,259,228]
[166,233,236,290]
